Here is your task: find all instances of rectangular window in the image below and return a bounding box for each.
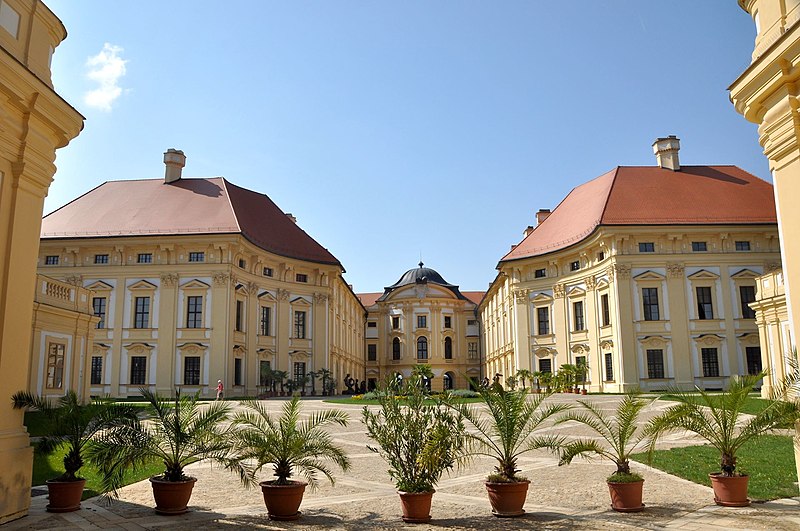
[186,296,203,328]
[696,287,714,319]
[537,307,550,335]
[601,294,610,326]
[417,315,427,328]
[417,338,428,360]
[295,273,308,283]
[184,356,200,385]
[130,356,147,385]
[691,241,707,252]
[444,316,452,329]
[293,362,306,385]
[45,255,59,265]
[392,316,400,329]
[0,1,21,38]
[392,339,401,360]
[701,348,720,377]
[93,297,107,329]
[746,346,762,375]
[570,260,580,271]
[534,268,546,278]
[134,296,150,328]
[539,358,552,373]
[575,356,587,383]
[740,285,756,319]
[238,258,247,268]
[137,253,152,263]
[260,306,271,336]
[235,300,244,332]
[735,241,751,251]
[468,342,478,360]
[294,311,306,339]
[45,343,65,389]
[597,251,605,261]
[604,352,614,381]
[368,344,377,361]
[90,356,103,385]
[367,321,377,328]
[259,360,271,386]
[646,349,665,379]
[263,267,273,277]
[573,301,585,331]
[639,242,655,253]
[188,252,205,262]
[94,254,109,264]
[642,287,660,321]
[234,358,243,386]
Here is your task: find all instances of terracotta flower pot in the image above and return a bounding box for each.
[150,476,197,515]
[45,478,86,513]
[581,389,588,395]
[607,478,644,512]
[398,490,434,523]
[709,473,750,507]
[485,480,529,517]
[260,480,307,520]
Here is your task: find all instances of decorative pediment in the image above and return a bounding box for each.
[531,292,553,303]
[533,346,556,357]
[634,270,666,281]
[600,339,614,350]
[128,280,157,291]
[466,367,481,373]
[694,334,723,346]
[124,342,154,355]
[234,283,247,292]
[687,269,720,280]
[289,349,310,358]
[86,280,113,292]
[181,279,209,290]
[291,296,312,306]
[177,342,206,356]
[256,348,275,357]
[566,286,586,298]
[92,343,110,355]
[232,345,246,355]
[737,333,761,346]
[258,290,277,301]
[570,343,590,354]
[366,368,381,375]
[638,335,668,348]
[731,269,760,280]
[595,278,610,289]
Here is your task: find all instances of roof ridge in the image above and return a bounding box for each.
[220,178,242,234]
[598,166,621,224]
[44,180,108,218]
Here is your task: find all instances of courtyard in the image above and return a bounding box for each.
[7,394,800,531]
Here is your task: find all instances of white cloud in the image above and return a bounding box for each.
[83,43,127,112]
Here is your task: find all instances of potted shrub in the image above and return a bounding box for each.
[87,388,252,514]
[644,372,799,507]
[274,370,288,396]
[362,375,466,523]
[11,390,139,512]
[232,396,350,520]
[556,392,653,512]
[576,360,589,395]
[453,382,569,517]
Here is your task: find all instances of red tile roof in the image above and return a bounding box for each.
[41,177,341,266]
[357,292,382,308]
[462,291,486,305]
[502,166,776,262]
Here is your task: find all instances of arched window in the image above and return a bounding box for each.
[443,372,455,390]
[444,337,453,359]
[417,337,428,360]
[392,338,401,360]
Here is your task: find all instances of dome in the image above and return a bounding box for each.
[377,262,467,301]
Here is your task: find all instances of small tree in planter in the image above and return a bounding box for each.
[11,391,139,512]
[87,389,253,514]
[644,372,799,507]
[516,369,533,393]
[453,381,569,517]
[308,370,319,396]
[576,360,589,394]
[556,392,654,512]
[232,397,350,520]
[318,368,332,396]
[363,375,467,523]
[531,371,542,393]
[560,364,577,393]
[274,371,288,396]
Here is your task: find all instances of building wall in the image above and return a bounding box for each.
[751,268,794,398]
[363,285,481,391]
[37,234,364,398]
[0,0,83,523]
[480,226,780,392]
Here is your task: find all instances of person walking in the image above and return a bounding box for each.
[216,379,224,400]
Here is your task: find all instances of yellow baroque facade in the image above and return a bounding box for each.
[481,138,781,392]
[358,264,483,392]
[0,0,84,522]
[37,152,364,399]
[751,268,795,397]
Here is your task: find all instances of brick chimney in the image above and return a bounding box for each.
[163,148,186,184]
[523,225,534,237]
[652,136,680,171]
[536,209,551,225]
[286,213,297,223]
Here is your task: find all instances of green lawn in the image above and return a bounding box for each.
[632,435,798,501]
[24,403,151,437]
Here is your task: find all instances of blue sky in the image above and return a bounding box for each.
[44,1,762,293]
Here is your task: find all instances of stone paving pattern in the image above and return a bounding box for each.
[5,395,800,530]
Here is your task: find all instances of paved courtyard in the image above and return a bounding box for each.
[5,394,800,530]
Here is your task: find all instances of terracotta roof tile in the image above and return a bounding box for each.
[357,292,382,308]
[502,166,776,262]
[462,291,486,305]
[41,177,341,266]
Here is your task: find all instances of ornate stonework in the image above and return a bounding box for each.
[64,275,83,286]
[160,273,179,287]
[314,292,328,303]
[277,289,290,301]
[585,277,597,291]
[613,264,631,279]
[212,272,229,287]
[513,289,529,303]
[765,262,782,273]
[247,282,259,295]
[667,262,685,279]
[553,284,566,299]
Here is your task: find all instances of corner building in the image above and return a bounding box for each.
[480,138,781,392]
[358,264,484,391]
[37,151,365,399]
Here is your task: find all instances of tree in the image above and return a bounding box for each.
[516,369,533,392]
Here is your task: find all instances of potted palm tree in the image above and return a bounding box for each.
[516,369,533,393]
[531,371,542,394]
[644,372,799,507]
[87,388,252,514]
[576,360,589,395]
[274,370,288,396]
[232,396,350,520]
[453,382,569,517]
[318,368,332,396]
[11,390,139,512]
[362,375,467,523]
[556,392,654,512]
